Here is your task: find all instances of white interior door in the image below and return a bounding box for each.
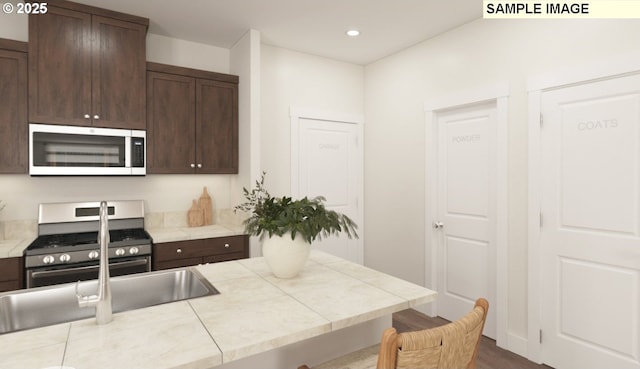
[434,102,497,339]
[540,74,640,369]
[293,116,363,264]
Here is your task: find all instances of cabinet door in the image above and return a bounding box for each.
[92,15,146,129]
[28,6,92,126]
[0,45,27,173]
[0,257,23,292]
[196,79,239,174]
[147,72,196,173]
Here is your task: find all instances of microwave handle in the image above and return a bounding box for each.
[125,136,132,168]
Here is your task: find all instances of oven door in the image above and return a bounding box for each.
[26,257,150,288]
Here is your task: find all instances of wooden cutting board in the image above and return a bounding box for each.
[199,187,213,225]
[187,199,204,227]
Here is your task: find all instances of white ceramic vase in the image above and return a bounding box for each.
[261,233,311,278]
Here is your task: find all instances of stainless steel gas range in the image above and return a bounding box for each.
[24,200,152,288]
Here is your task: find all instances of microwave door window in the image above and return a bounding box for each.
[33,132,126,167]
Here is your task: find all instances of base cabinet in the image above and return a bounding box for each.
[0,257,24,292]
[153,235,248,271]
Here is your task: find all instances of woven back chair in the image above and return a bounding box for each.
[377,298,489,369]
[300,298,489,369]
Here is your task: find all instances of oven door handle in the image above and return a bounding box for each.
[30,259,150,279]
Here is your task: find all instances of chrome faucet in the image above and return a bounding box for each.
[76,201,113,325]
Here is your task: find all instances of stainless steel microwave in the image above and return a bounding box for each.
[29,124,146,176]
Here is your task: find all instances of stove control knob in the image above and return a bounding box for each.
[43,255,55,264]
[59,254,71,263]
[129,247,139,255]
[115,248,125,256]
[88,251,100,260]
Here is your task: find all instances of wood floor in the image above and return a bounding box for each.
[392,309,554,369]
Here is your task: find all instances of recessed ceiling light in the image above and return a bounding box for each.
[346,29,360,37]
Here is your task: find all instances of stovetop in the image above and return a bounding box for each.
[25,228,152,256]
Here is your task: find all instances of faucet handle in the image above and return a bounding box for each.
[75,280,99,308]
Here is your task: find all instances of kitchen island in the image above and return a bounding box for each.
[0,251,436,369]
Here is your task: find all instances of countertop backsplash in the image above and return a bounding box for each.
[145,208,246,230]
[0,208,245,243]
[0,220,37,258]
[217,208,247,228]
[0,219,37,241]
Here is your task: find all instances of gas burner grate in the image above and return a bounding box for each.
[109,228,151,243]
[26,229,152,254]
[27,232,99,250]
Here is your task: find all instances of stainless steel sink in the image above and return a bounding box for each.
[0,267,218,334]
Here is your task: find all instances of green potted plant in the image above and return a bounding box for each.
[235,172,358,278]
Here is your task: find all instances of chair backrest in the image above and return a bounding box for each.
[376,298,489,369]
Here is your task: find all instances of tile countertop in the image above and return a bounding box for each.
[0,251,437,369]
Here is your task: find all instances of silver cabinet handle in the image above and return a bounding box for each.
[176,248,182,253]
[93,115,99,120]
[84,114,90,119]
[190,164,195,168]
[224,243,230,248]
[197,164,202,168]
[433,222,444,230]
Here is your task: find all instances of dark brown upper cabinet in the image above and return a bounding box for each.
[0,39,28,174]
[147,62,239,174]
[28,1,148,129]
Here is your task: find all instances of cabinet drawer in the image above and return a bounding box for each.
[153,240,204,262]
[204,236,245,255]
[0,257,20,282]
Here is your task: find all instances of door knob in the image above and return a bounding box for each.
[433,221,444,230]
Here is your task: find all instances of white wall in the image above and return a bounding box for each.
[147,33,230,73]
[230,29,262,256]
[230,30,261,206]
[0,18,237,222]
[0,11,28,41]
[260,45,364,197]
[364,18,640,349]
